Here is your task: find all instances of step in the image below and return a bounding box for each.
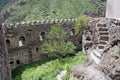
[99,32,109,35]
[90,51,100,64]
[99,41,107,45]
[99,36,109,41]
[98,28,108,31]
[99,40,108,43]
[97,24,107,28]
[98,44,106,49]
[92,49,101,58]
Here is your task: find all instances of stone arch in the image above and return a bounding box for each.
[16,60,20,65]
[18,36,25,46]
[10,61,14,65]
[36,47,39,51]
[70,29,75,36]
[6,39,10,47]
[39,32,45,41]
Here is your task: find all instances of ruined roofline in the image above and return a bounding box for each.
[2,19,78,28]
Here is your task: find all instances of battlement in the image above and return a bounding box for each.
[3,19,77,28]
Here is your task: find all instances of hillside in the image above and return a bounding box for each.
[0,0,106,23]
[0,0,8,10]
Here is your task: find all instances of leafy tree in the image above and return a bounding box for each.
[47,24,66,40]
[41,24,76,57]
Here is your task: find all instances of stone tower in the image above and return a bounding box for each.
[0,17,11,80]
[106,0,120,20]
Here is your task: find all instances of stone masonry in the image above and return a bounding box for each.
[0,18,11,80]
[4,19,81,70]
[71,18,120,80]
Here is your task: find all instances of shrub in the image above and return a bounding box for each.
[41,24,76,57]
[75,16,91,36]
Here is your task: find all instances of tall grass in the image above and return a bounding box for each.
[12,52,85,80]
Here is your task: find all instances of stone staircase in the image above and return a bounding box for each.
[89,23,110,64]
[97,24,110,50]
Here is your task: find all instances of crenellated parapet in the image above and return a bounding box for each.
[4,19,77,49]
[3,19,77,29]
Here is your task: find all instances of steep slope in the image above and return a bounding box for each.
[1,0,106,23]
[0,0,8,10]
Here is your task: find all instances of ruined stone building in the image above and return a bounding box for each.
[4,19,81,70]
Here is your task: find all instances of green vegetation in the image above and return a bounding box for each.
[41,24,76,57]
[75,16,91,36]
[1,0,106,23]
[0,0,7,9]
[12,52,85,80]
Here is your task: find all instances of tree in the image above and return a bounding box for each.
[0,17,11,80]
[75,16,90,36]
[41,24,76,57]
[74,16,90,50]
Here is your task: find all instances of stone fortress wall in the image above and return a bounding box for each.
[3,19,80,70]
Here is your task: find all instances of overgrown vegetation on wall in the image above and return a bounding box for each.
[75,16,91,36]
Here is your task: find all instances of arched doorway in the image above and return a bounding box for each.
[70,29,75,36]
[18,36,25,46]
[6,39,10,48]
[39,32,45,41]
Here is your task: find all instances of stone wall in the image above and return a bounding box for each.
[0,18,11,80]
[3,19,80,70]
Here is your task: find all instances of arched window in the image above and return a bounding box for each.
[16,60,20,65]
[39,32,45,41]
[19,36,25,46]
[36,47,39,51]
[6,39,10,47]
[10,61,14,65]
[70,29,75,36]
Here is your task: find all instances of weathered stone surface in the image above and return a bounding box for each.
[70,18,120,80]
[99,46,120,80]
[71,63,111,80]
[0,18,11,80]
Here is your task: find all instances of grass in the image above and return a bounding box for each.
[12,52,85,80]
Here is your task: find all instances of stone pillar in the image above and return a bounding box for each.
[106,0,120,20]
[0,17,11,80]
